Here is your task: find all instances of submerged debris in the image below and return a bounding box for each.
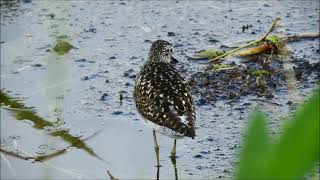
[196,49,226,59]
[112,110,123,115]
[84,27,97,33]
[81,75,98,81]
[100,93,109,101]
[74,58,95,63]
[167,32,176,36]
[123,69,136,79]
[241,24,253,33]
[53,40,75,55]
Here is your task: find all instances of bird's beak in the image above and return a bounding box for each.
[170,56,178,64]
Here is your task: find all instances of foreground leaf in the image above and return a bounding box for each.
[236,88,320,179]
[261,89,319,178]
[236,112,270,179]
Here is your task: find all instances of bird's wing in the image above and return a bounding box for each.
[134,62,195,138]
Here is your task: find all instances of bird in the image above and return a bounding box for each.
[133,40,196,167]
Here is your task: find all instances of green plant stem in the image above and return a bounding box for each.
[210,17,280,62]
[209,39,261,62]
[260,17,281,41]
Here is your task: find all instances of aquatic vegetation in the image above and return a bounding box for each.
[196,49,225,59]
[204,17,319,62]
[0,90,101,160]
[253,70,270,77]
[53,40,74,55]
[265,35,281,48]
[0,91,54,129]
[236,89,319,179]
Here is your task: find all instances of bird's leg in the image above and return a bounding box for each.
[173,162,178,180]
[170,139,177,158]
[156,165,160,180]
[170,139,178,180]
[153,130,161,167]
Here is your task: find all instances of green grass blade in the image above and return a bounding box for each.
[262,89,320,178]
[236,112,270,179]
[235,89,319,179]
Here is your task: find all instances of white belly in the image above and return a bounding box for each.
[137,112,184,139]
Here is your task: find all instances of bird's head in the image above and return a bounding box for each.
[148,40,177,63]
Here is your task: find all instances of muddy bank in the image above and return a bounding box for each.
[188,55,320,104]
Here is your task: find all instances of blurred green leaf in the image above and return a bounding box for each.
[261,89,319,178]
[236,112,270,179]
[236,89,320,179]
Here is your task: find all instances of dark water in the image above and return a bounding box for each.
[1,0,319,179]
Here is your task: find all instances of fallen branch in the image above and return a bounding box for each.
[281,33,320,43]
[194,33,319,60]
[209,17,281,62]
[250,98,282,106]
[206,16,320,62]
[235,33,319,58]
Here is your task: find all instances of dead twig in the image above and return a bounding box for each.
[210,17,281,62]
[107,170,119,180]
[250,98,282,106]
[235,33,319,57]
[281,33,320,43]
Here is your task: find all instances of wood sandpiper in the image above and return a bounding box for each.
[133,40,196,167]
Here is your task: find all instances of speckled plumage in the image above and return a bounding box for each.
[134,40,196,139]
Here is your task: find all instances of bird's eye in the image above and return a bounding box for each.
[170,48,173,53]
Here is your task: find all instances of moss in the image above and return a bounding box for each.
[53,40,74,55]
[253,70,270,77]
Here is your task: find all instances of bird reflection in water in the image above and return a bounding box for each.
[155,155,179,180]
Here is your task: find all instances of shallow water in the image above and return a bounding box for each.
[1,0,319,179]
